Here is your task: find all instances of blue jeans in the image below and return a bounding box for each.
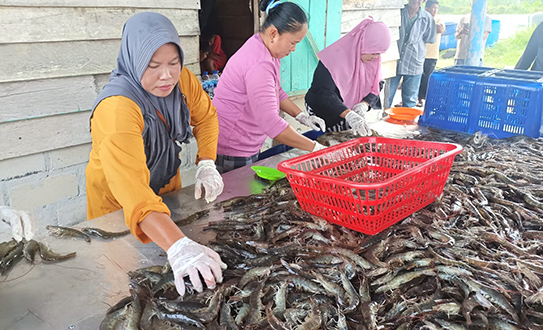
[388,74,422,108]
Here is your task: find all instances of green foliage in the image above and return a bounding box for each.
[484,25,536,68]
[437,25,537,69]
[438,0,543,14]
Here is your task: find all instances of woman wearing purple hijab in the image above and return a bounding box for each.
[305,18,391,136]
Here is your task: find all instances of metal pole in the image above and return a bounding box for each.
[466,0,488,66]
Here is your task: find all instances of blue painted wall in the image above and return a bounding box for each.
[280,0,343,95]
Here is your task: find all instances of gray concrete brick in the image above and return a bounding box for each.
[75,164,87,197]
[0,153,45,181]
[56,195,88,227]
[31,204,59,236]
[0,182,7,205]
[48,143,91,170]
[10,173,79,211]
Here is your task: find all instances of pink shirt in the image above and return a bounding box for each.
[213,34,289,157]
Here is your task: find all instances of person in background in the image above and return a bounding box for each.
[388,0,436,109]
[515,21,543,72]
[212,0,327,174]
[305,18,391,136]
[200,30,228,73]
[454,7,492,66]
[199,37,212,71]
[417,0,444,107]
[86,12,226,297]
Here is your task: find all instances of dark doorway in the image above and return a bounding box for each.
[199,0,255,74]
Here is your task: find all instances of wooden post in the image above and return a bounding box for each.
[253,0,260,33]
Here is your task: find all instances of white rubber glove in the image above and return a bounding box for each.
[345,111,371,137]
[352,102,369,115]
[167,236,227,296]
[194,160,224,203]
[295,112,326,132]
[312,142,327,152]
[0,206,35,242]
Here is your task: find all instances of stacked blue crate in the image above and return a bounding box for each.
[420,66,543,138]
[470,69,543,138]
[420,66,493,133]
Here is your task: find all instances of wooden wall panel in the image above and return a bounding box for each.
[343,0,403,10]
[0,8,198,43]
[0,111,92,161]
[0,76,99,123]
[0,0,200,9]
[381,60,398,79]
[341,9,401,33]
[0,37,199,83]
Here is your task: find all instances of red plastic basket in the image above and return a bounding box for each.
[277,137,463,235]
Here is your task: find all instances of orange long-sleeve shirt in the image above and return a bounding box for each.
[86,67,219,243]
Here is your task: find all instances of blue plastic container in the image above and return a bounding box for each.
[420,66,543,138]
[439,22,458,50]
[420,66,494,133]
[439,33,458,50]
[485,19,500,48]
[444,22,457,35]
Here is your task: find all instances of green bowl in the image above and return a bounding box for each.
[251,166,286,181]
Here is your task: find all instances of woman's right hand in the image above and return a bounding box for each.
[0,206,35,242]
[345,111,371,136]
[167,236,227,296]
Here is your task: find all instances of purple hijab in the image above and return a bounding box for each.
[318,18,391,108]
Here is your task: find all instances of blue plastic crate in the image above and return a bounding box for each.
[420,66,543,138]
[420,66,494,133]
[468,70,543,138]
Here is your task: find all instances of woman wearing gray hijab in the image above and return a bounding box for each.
[86,12,226,296]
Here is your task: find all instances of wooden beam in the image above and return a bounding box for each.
[341,9,401,34]
[0,37,199,83]
[0,111,91,161]
[343,0,403,10]
[253,0,261,33]
[0,0,200,9]
[0,76,99,123]
[0,62,201,124]
[0,8,198,43]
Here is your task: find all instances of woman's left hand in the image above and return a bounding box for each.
[295,112,326,132]
[352,102,369,115]
[194,160,224,203]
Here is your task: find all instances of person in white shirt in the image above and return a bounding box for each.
[454,8,492,66]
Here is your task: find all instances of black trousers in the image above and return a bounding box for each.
[418,58,437,100]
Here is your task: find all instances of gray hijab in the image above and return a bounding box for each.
[91,12,192,194]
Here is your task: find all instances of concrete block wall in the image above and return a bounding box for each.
[0,140,202,233]
[0,95,310,235]
[0,143,91,233]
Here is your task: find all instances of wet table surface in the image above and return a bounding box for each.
[0,149,305,330]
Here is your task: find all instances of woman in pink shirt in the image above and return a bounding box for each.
[213,0,326,173]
